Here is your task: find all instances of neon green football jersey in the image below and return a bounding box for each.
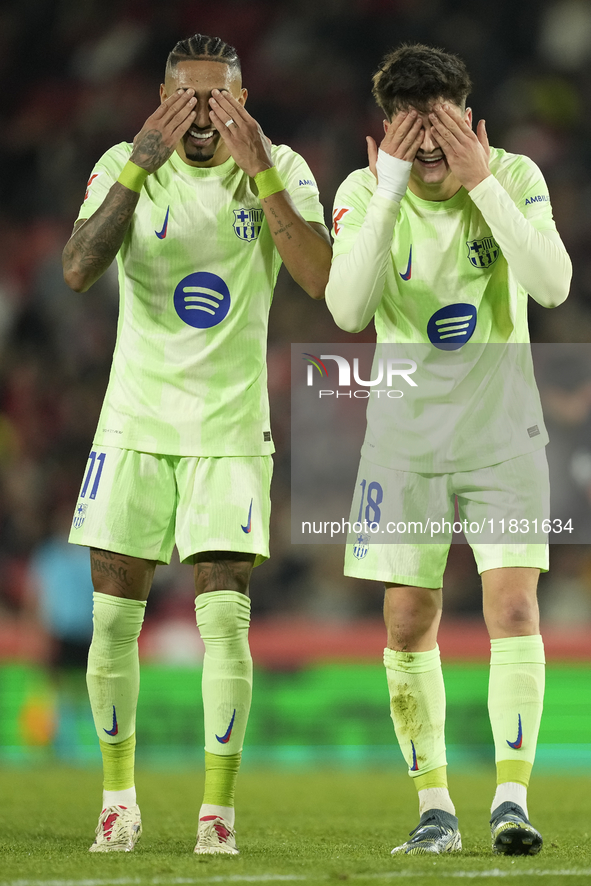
[79,143,325,456]
[332,147,555,471]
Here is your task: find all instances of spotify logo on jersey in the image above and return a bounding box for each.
[427,303,477,350]
[174,272,231,328]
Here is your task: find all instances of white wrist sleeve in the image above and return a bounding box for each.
[376,150,413,202]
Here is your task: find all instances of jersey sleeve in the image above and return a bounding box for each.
[325,169,401,332]
[331,169,375,258]
[272,145,326,226]
[76,142,133,222]
[492,152,557,232]
[469,151,571,308]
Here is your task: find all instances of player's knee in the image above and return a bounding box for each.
[387,620,430,650]
[194,551,255,595]
[485,587,539,636]
[89,592,146,649]
[492,600,539,635]
[384,586,441,650]
[384,607,434,650]
[195,589,251,659]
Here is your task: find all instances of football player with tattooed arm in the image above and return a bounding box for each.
[62,33,330,854]
[325,44,571,856]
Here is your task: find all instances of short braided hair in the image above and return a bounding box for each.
[372,43,472,120]
[166,34,241,78]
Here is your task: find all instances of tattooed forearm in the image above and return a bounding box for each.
[266,204,294,240]
[62,183,140,291]
[130,129,172,172]
[273,222,293,239]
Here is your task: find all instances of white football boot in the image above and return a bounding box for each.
[89,804,142,852]
[194,814,239,855]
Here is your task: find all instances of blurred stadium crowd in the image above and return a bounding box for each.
[1,0,591,664]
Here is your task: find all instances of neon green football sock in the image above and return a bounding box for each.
[414,765,448,791]
[195,591,253,760]
[87,593,146,747]
[488,635,545,786]
[202,750,242,807]
[384,645,448,782]
[99,733,136,792]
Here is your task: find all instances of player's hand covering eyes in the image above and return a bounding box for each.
[367,109,424,180]
[429,103,490,192]
[208,88,274,179]
[130,89,198,174]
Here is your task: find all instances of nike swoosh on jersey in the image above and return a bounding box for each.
[155,206,170,239]
[241,498,253,533]
[506,713,523,749]
[410,739,419,770]
[216,709,236,744]
[104,705,119,736]
[399,246,412,280]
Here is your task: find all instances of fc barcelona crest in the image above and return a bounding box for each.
[466,236,499,268]
[353,533,370,560]
[72,503,88,529]
[233,208,264,242]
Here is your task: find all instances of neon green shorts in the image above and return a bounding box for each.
[344,449,549,588]
[68,446,272,565]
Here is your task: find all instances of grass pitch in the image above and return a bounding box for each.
[0,766,590,885]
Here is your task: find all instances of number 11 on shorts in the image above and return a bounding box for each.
[80,451,106,500]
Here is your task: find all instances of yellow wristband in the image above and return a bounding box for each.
[254,166,285,200]
[117,160,149,193]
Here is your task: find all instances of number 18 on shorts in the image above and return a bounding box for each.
[345,450,552,548]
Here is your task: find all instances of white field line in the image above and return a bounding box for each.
[4,870,591,885]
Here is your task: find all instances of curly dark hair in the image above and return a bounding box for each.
[166,34,241,78]
[372,43,472,119]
